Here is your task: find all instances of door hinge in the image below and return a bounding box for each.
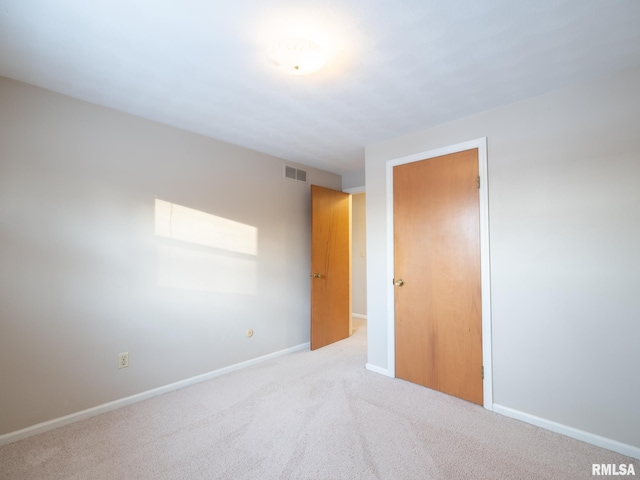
[481,365,484,380]
[477,176,481,189]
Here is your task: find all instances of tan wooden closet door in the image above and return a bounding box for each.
[394,149,483,405]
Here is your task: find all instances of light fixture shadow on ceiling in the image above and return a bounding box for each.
[267,36,327,76]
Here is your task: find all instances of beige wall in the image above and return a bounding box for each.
[351,193,367,317]
[0,77,341,435]
[365,65,640,453]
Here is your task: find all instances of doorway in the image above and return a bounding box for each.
[351,192,367,322]
[309,186,368,349]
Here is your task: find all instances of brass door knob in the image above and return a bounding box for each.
[393,278,404,287]
[310,273,321,278]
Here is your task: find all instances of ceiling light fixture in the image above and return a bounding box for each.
[267,36,327,75]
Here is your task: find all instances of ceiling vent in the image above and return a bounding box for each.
[284,165,308,184]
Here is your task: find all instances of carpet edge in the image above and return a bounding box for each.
[493,403,640,460]
[0,342,311,446]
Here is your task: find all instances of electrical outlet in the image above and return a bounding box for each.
[246,329,254,338]
[118,352,129,369]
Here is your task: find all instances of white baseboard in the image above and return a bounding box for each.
[365,363,392,377]
[352,314,368,320]
[0,342,310,447]
[493,404,640,460]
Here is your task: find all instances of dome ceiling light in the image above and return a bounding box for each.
[267,36,327,75]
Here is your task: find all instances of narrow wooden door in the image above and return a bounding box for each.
[310,185,351,350]
[394,149,483,405]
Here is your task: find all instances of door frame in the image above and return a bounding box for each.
[385,137,493,409]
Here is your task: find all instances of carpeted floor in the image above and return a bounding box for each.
[0,319,637,479]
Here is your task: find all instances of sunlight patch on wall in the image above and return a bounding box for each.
[154,199,258,294]
[155,199,257,255]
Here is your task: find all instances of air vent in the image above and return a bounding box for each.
[284,165,308,184]
[285,165,297,180]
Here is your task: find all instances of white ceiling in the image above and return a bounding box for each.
[2,0,640,176]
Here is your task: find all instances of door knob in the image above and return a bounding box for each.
[310,273,321,278]
[393,278,404,287]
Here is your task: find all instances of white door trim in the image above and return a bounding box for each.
[385,137,493,409]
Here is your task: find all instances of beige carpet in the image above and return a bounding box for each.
[0,319,636,479]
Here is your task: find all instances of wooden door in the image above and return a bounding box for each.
[393,149,483,405]
[310,185,351,350]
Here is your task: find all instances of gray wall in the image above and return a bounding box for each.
[342,170,365,190]
[0,77,341,435]
[365,66,640,450]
